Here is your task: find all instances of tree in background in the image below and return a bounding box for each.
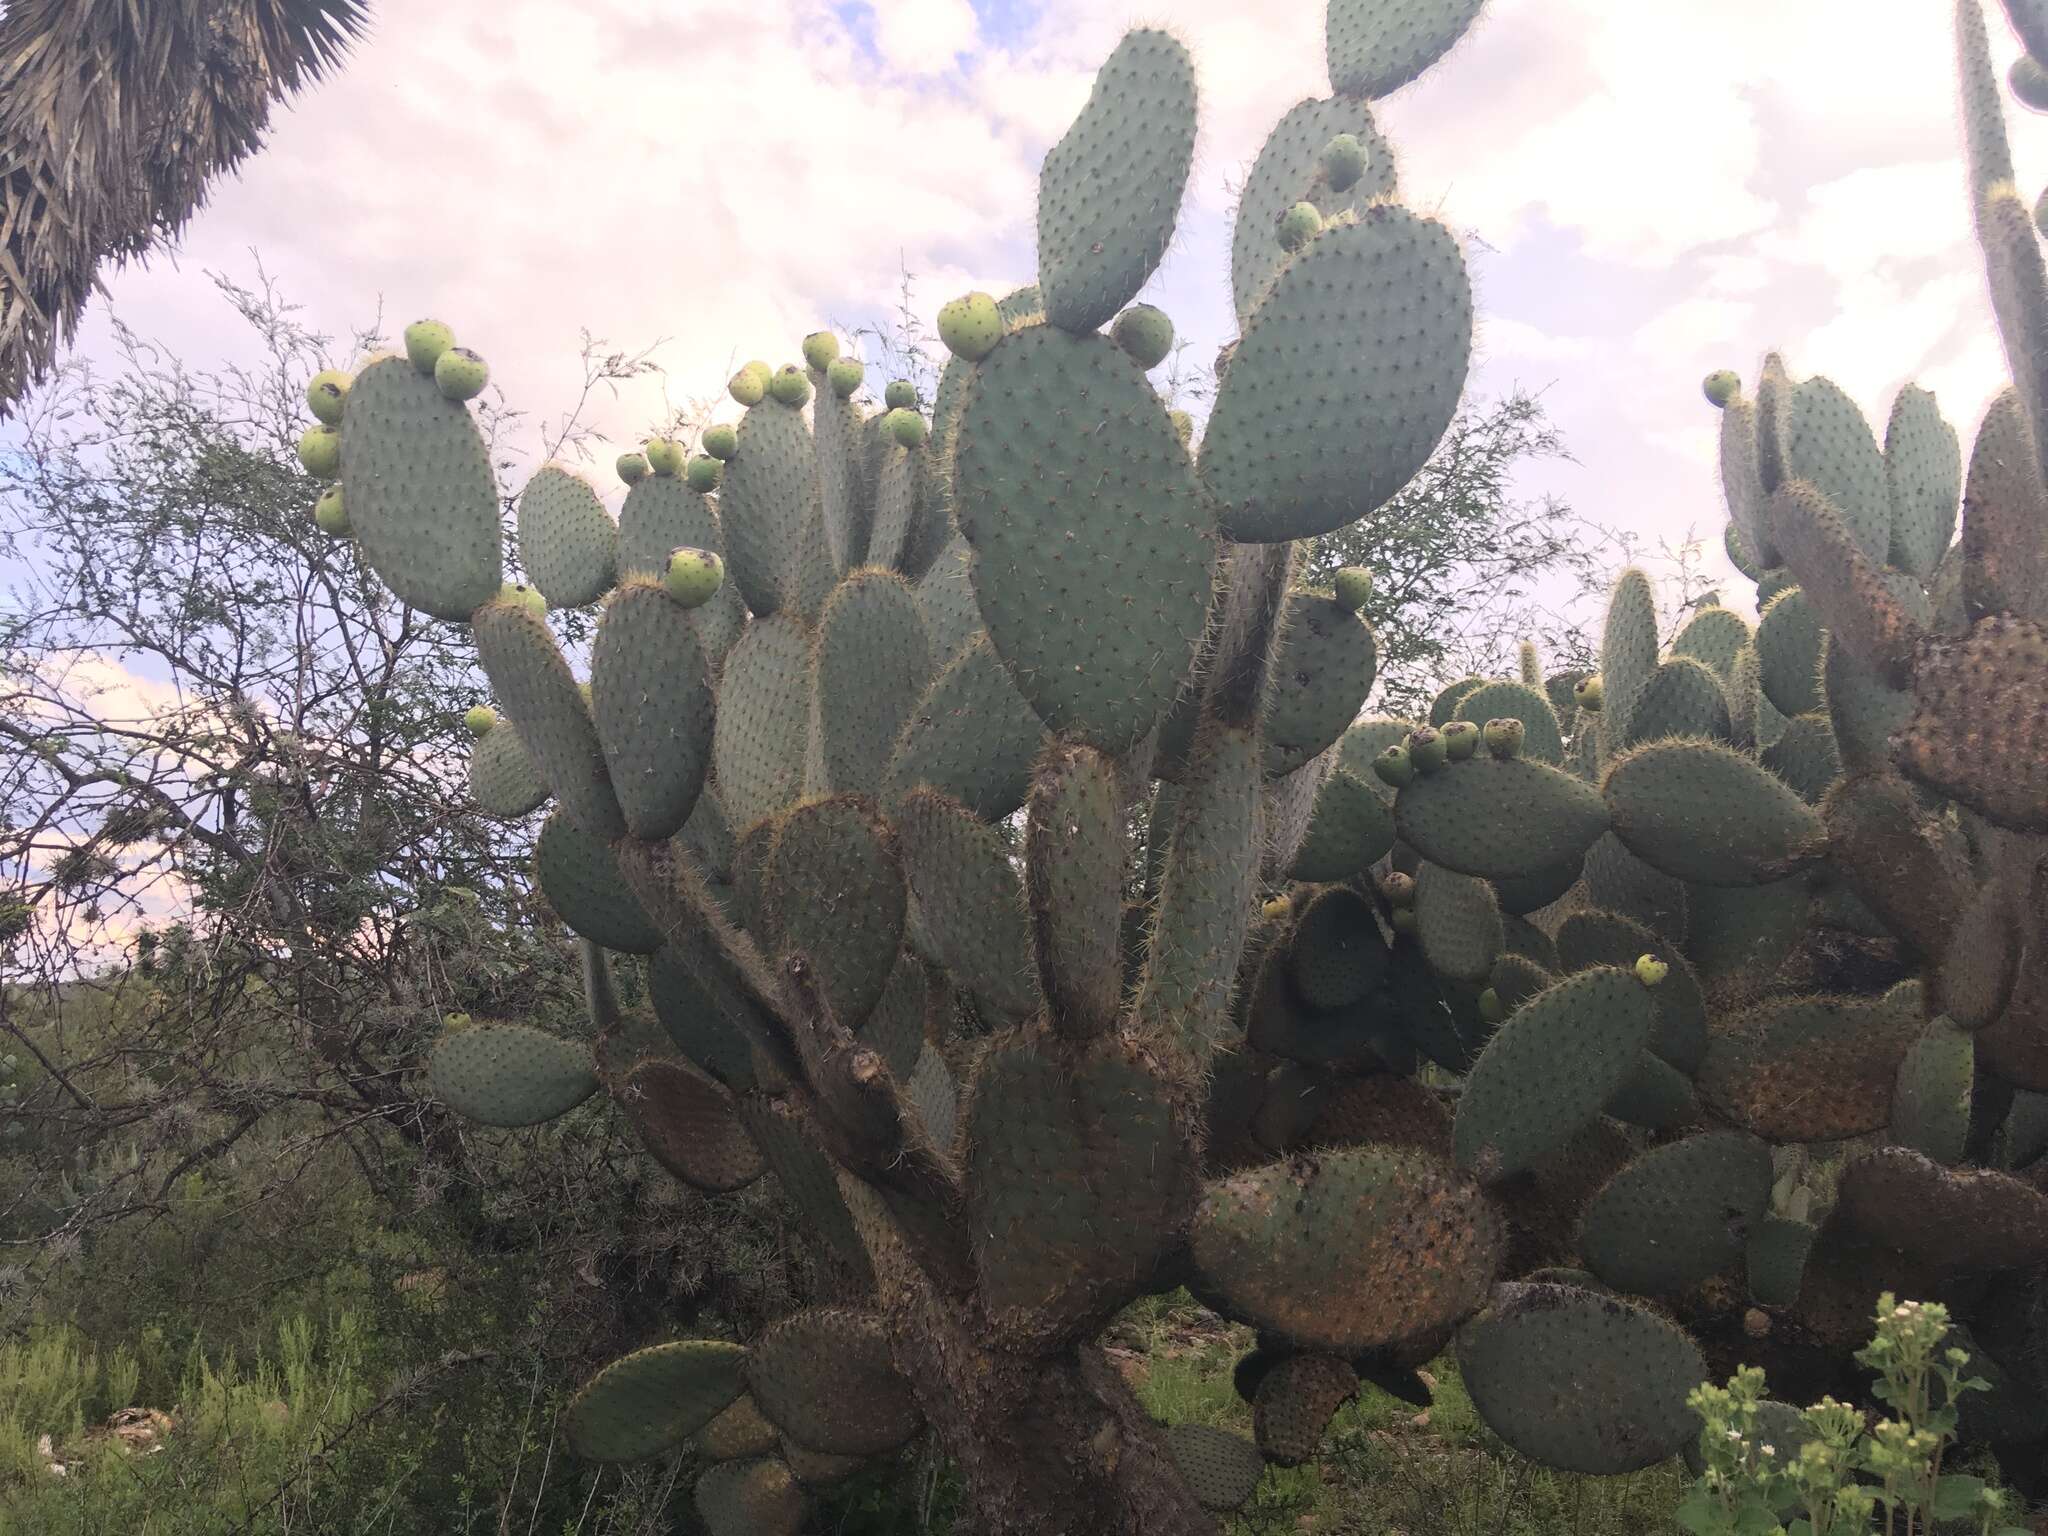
[0,0,369,412]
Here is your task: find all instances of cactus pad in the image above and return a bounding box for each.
[758,796,905,1026]
[1036,29,1196,334]
[1190,1146,1502,1353]
[1232,97,1395,323]
[1456,1283,1707,1474]
[472,599,626,842]
[468,721,550,818]
[883,635,1047,821]
[1893,616,2048,831]
[745,1309,921,1455]
[1670,606,1751,678]
[1203,207,1470,543]
[1622,657,1732,746]
[1254,1353,1357,1466]
[695,1458,805,1536]
[335,355,502,620]
[517,464,617,609]
[589,579,712,839]
[964,1034,1194,1343]
[1262,595,1379,775]
[1290,768,1395,880]
[712,613,814,831]
[1325,0,1486,97]
[564,1339,748,1462]
[618,1058,765,1192]
[1577,1131,1772,1294]
[1602,739,1823,886]
[1167,1423,1265,1513]
[1886,383,1961,580]
[1785,377,1890,562]
[1835,1147,2048,1273]
[649,943,758,1090]
[1755,587,1825,717]
[429,1021,598,1127]
[815,569,933,796]
[1698,993,1923,1140]
[1393,755,1608,881]
[1025,745,1126,1036]
[1452,966,1654,1182]
[1289,886,1390,1008]
[1555,910,1705,1072]
[893,789,1040,1023]
[1413,861,1502,983]
[1892,1017,1974,1165]
[1453,679,1564,765]
[1598,569,1660,746]
[952,327,1215,754]
[697,1395,778,1462]
[535,811,662,954]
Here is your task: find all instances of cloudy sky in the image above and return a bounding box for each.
[49,0,2048,616]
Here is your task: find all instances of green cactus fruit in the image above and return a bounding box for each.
[564,1340,747,1462]
[702,423,739,460]
[1373,743,1415,788]
[1573,675,1603,712]
[1037,29,1196,334]
[1318,132,1368,191]
[1261,896,1292,922]
[1327,0,1486,98]
[801,331,839,371]
[1702,370,1740,408]
[297,424,341,477]
[729,361,772,406]
[1332,567,1372,612]
[1166,1424,1265,1514]
[767,364,811,407]
[1379,871,1416,909]
[684,456,721,492]
[1169,408,1194,445]
[1277,200,1323,252]
[937,291,1003,361]
[434,346,489,402]
[403,318,455,374]
[313,484,349,536]
[1110,303,1175,369]
[463,704,496,737]
[1632,953,1668,987]
[1232,99,1392,324]
[1406,726,1448,774]
[1189,1146,1504,1354]
[1456,1283,1706,1474]
[884,379,917,410]
[305,368,351,425]
[884,407,927,448]
[616,450,650,485]
[1452,966,1655,1181]
[429,1020,598,1127]
[826,356,864,398]
[645,437,683,476]
[1481,717,1524,758]
[1440,720,1479,761]
[497,582,546,619]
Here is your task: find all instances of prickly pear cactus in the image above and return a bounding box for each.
[292,0,2048,1527]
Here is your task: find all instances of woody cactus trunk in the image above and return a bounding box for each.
[298,0,2048,1529]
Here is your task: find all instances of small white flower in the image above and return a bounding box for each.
[1759,1445,1775,1457]
[1726,1429,1743,1441]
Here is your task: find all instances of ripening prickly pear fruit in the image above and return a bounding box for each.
[1407,725,1449,774]
[664,547,725,609]
[1574,675,1604,712]
[1169,409,1194,446]
[404,319,456,374]
[306,369,352,425]
[1477,988,1504,1024]
[1332,567,1372,612]
[685,455,723,491]
[1390,907,1418,937]
[729,361,772,406]
[616,451,650,485]
[464,705,497,737]
[768,365,811,407]
[1482,717,1525,758]
[1635,954,1670,988]
[435,347,489,401]
[1110,304,1175,370]
[1261,896,1292,922]
[885,408,927,448]
[702,424,738,461]
[884,379,918,410]
[1379,871,1416,909]
[499,583,547,620]
[645,438,684,477]
[937,292,1003,361]
[1319,133,1367,191]
[802,331,840,371]
[314,485,349,536]
[1441,721,1480,761]
[1702,370,1741,408]
[298,425,342,477]
[1374,743,1415,788]
[1277,201,1323,252]
[827,357,864,398]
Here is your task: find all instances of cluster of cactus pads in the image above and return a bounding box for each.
[299,0,2048,1530]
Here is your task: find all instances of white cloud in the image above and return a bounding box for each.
[872,0,982,76]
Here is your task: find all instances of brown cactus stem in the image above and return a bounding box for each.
[1204,541,1294,730]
